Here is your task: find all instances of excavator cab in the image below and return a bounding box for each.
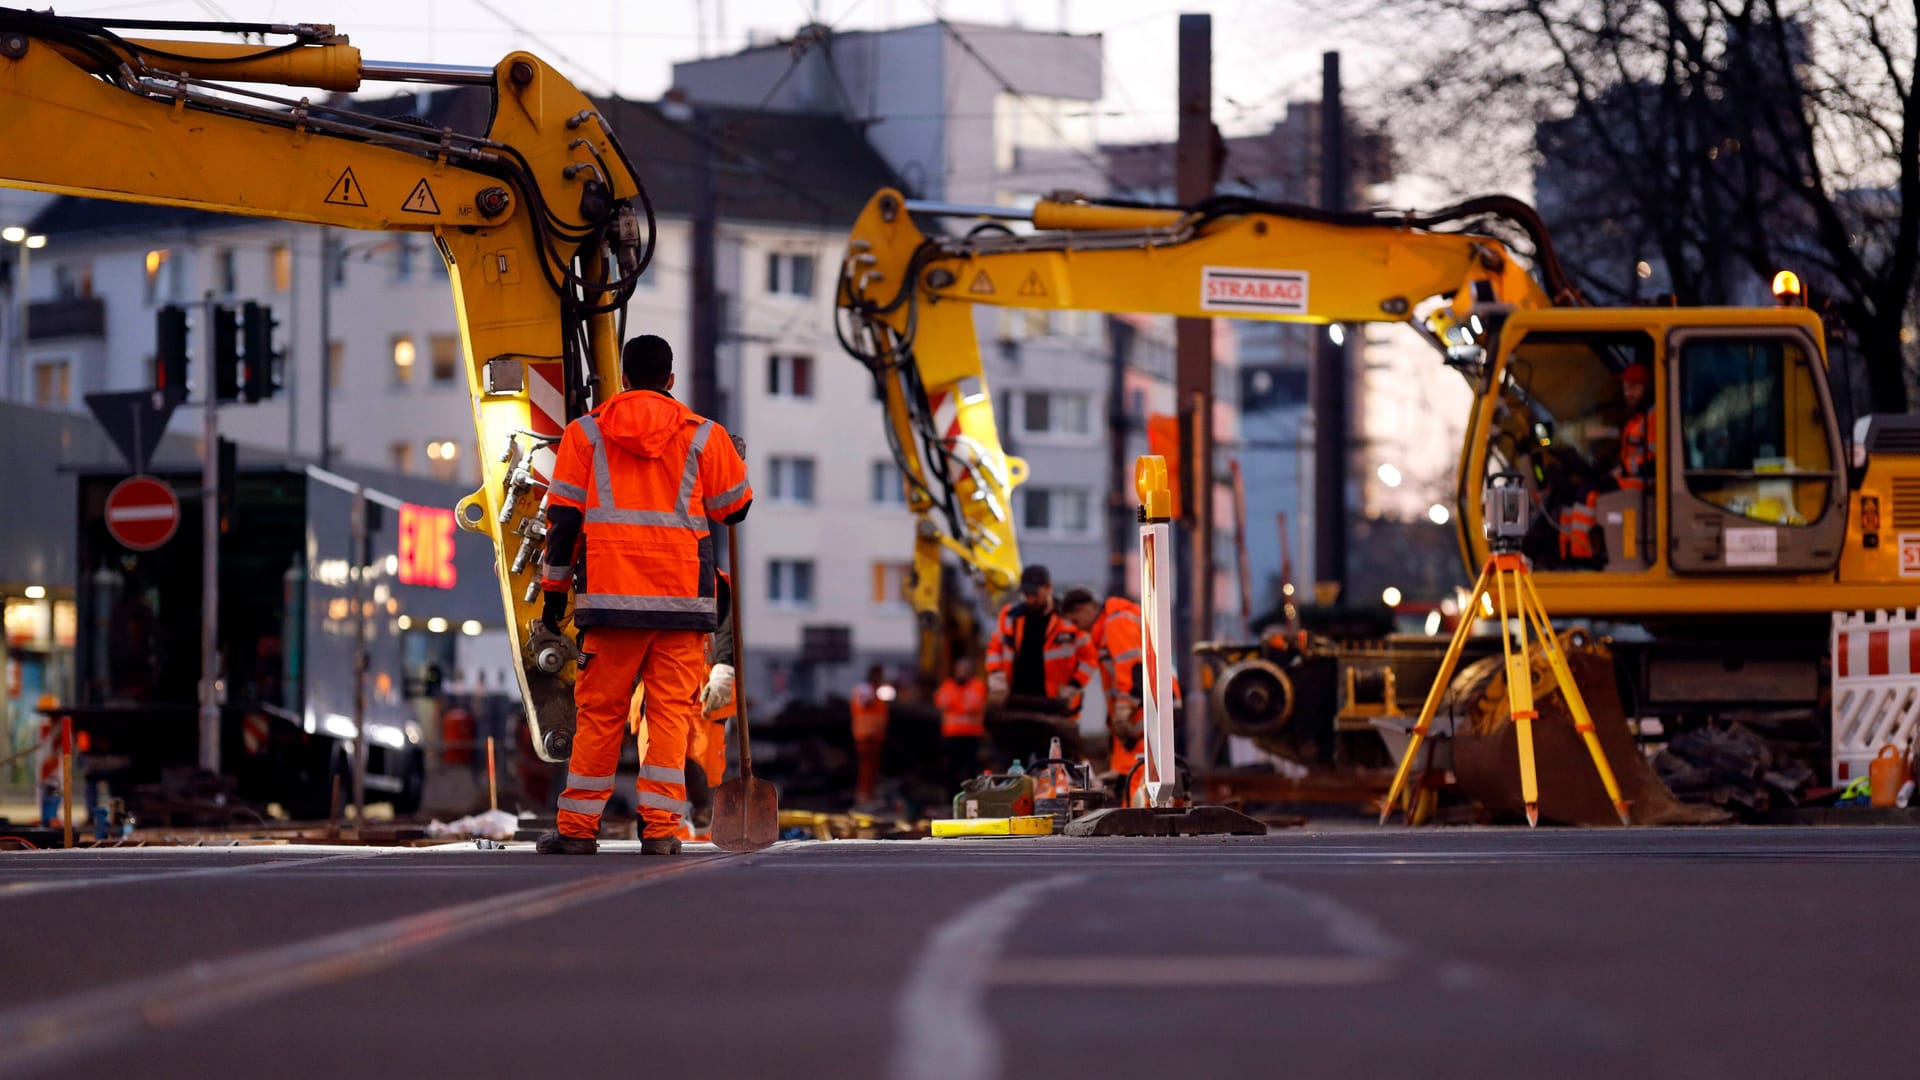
[1460,306,1851,617]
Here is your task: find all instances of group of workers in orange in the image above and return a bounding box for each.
[847,563,1171,809]
[1556,361,1657,566]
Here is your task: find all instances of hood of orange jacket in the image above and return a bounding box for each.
[594,389,695,459]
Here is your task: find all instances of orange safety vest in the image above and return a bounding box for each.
[1559,499,1598,560]
[934,677,987,737]
[1617,409,1655,491]
[985,601,1098,710]
[543,389,752,630]
[1091,595,1181,718]
[850,684,890,741]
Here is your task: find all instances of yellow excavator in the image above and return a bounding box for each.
[0,8,645,762]
[839,186,1920,822]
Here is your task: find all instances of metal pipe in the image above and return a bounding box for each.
[359,59,497,85]
[902,200,1033,221]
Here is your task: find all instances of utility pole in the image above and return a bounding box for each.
[1311,51,1350,603]
[318,229,336,469]
[1106,315,1135,598]
[690,105,720,422]
[198,295,221,775]
[1175,12,1215,765]
[350,484,369,825]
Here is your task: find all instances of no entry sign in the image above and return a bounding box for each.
[105,475,180,551]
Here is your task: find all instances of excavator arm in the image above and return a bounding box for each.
[837,186,1564,649]
[0,9,656,760]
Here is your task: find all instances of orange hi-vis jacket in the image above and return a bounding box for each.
[1616,408,1655,491]
[541,389,752,630]
[986,602,1098,710]
[1091,596,1181,713]
[934,677,987,737]
[850,683,890,741]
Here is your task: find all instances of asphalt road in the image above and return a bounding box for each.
[2,827,1916,1079]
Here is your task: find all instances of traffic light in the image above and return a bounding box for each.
[154,305,189,393]
[212,304,240,402]
[241,301,281,402]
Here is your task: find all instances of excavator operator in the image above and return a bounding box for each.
[534,335,753,856]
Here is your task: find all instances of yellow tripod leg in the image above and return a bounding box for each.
[1381,559,1494,823]
[1520,573,1632,825]
[1495,562,1541,827]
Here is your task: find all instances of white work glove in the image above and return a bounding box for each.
[702,663,735,715]
[986,669,1009,707]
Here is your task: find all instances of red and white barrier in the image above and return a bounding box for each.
[1831,609,1920,785]
[1138,459,1177,809]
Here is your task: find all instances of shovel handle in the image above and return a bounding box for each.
[727,523,753,781]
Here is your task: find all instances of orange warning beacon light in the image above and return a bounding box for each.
[1772,269,1804,307]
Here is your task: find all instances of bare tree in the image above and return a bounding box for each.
[1346,0,1918,410]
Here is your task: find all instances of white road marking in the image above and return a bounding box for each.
[0,851,390,898]
[889,874,1084,1080]
[0,854,742,1075]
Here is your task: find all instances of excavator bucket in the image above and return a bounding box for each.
[1451,635,1728,826]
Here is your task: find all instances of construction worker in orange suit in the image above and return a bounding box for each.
[984,564,1098,767]
[534,334,752,856]
[1060,587,1179,800]
[849,664,892,807]
[934,655,988,790]
[680,570,737,843]
[1562,362,1655,567]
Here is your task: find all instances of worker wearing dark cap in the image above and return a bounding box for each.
[984,564,1097,766]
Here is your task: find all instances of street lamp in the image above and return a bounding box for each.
[4,227,48,403]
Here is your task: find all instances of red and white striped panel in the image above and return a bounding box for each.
[925,388,963,446]
[525,362,565,482]
[1836,625,1920,678]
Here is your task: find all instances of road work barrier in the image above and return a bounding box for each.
[1831,609,1920,786]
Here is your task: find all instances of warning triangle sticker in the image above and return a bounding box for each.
[323,167,368,207]
[401,178,441,215]
[1018,270,1047,297]
[968,270,996,295]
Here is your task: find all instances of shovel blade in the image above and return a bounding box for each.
[710,777,780,851]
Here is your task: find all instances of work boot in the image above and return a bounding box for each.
[640,835,681,856]
[535,831,598,855]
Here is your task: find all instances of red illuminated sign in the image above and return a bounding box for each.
[398,502,457,589]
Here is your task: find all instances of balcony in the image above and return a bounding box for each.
[27,296,106,340]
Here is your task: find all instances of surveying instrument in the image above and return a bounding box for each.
[1382,473,1632,827]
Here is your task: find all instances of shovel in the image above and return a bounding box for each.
[711,523,779,851]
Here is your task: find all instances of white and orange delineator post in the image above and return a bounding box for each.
[1136,455,1178,809]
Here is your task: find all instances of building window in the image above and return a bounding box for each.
[392,336,416,385]
[430,334,459,383]
[766,252,816,297]
[53,262,92,299]
[270,244,292,292]
[216,249,236,295]
[425,438,461,482]
[1020,390,1092,438]
[1018,487,1092,536]
[871,561,911,606]
[389,440,414,474]
[32,360,70,407]
[767,559,815,607]
[870,460,908,505]
[395,236,415,282]
[767,456,816,505]
[328,340,344,388]
[143,249,170,305]
[767,354,813,398]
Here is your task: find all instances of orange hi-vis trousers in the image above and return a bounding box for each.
[557,626,705,840]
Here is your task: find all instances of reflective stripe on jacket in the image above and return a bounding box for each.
[934,677,987,737]
[985,601,1097,708]
[543,389,751,631]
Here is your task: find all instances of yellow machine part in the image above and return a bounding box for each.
[931,816,1055,838]
[1447,634,1726,826]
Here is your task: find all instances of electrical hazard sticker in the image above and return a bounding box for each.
[1201,266,1308,314]
[324,168,368,207]
[402,179,441,214]
[1018,270,1047,297]
[969,270,995,295]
